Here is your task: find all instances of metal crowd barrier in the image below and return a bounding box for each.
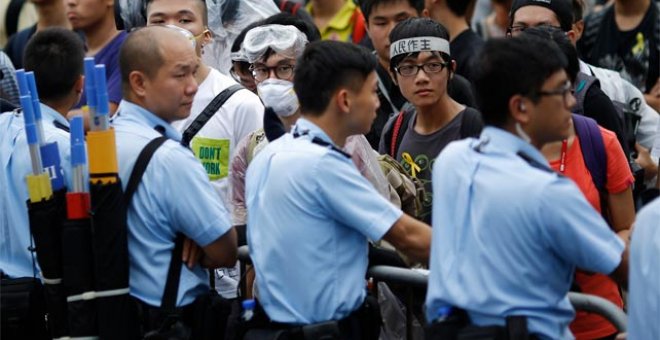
[236,247,627,334]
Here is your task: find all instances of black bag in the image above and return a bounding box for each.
[0,276,49,340]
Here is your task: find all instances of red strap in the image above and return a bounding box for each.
[292,3,301,15]
[280,0,302,16]
[390,111,406,157]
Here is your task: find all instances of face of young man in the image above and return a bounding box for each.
[146,0,210,57]
[347,71,380,134]
[395,51,451,109]
[65,0,112,30]
[524,69,575,146]
[141,41,199,123]
[367,0,419,65]
[510,5,562,36]
[252,53,297,84]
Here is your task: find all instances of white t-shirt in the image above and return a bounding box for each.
[172,67,263,299]
[172,67,264,210]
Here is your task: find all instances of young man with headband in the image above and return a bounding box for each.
[379,17,482,224]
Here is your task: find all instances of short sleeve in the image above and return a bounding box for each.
[540,178,624,274]
[601,127,634,194]
[230,133,251,226]
[316,153,402,241]
[230,91,264,145]
[159,146,232,246]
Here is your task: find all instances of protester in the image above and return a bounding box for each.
[306,0,368,43]
[379,17,483,224]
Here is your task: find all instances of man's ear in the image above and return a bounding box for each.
[422,8,431,18]
[201,27,213,46]
[129,71,148,98]
[74,75,84,94]
[335,88,351,115]
[509,94,531,125]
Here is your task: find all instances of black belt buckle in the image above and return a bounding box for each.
[301,321,341,340]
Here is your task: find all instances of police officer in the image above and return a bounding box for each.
[245,40,431,339]
[425,36,629,339]
[114,25,236,328]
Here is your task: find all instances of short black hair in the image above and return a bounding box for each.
[294,41,377,116]
[472,36,567,127]
[446,0,472,16]
[572,0,584,22]
[360,0,424,22]
[520,25,578,82]
[260,12,321,42]
[144,0,208,25]
[23,28,84,101]
[389,17,451,73]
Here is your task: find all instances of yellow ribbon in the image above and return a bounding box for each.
[632,32,645,55]
[402,152,421,178]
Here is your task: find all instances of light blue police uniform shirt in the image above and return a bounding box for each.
[246,118,402,324]
[628,197,660,340]
[425,127,625,340]
[0,104,71,278]
[113,100,232,307]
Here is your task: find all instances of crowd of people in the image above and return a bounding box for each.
[1,0,660,339]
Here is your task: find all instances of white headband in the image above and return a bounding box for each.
[390,36,450,59]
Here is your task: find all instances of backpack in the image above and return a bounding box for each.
[378,153,425,218]
[573,72,639,159]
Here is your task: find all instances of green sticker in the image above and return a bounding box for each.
[191,137,230,180]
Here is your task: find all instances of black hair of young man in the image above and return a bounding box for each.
[472,36,567,127]
[360,0,424,22]
[388,17,451,74]
[261,12,322,42]
[143,0,209,25]
[521,25,579,83]
[294,41,377,116]
[23,27,85,102]
[445,0,473,16]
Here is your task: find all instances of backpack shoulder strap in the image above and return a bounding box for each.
[459,107,484,139]
[181,84,243,147]
[5,0,26,39]
[580,4,611,61]
[573,72,600,116]
[573,114,607,192]
[124,136,168,205]
[389,107,415,158]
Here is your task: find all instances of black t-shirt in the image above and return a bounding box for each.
[450,29,484,82]
[580,4,659,92]
[377,107,481,225]
[365,62,477,149]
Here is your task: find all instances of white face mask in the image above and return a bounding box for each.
[257,78,299,117]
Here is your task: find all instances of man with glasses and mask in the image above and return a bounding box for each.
[145,0,263,299]
[424,35,629,339]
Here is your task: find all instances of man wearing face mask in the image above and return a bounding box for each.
[145,0,264,300]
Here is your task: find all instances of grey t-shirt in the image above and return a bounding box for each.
[394,108,475,224]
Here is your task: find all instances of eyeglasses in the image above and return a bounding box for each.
[536,81,573,107]
[394,62,450,77]
[230,61,251,82]
[250,64,295,82]
[507,24,562,37]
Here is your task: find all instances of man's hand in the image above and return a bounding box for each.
[182,237,203,269]
[633,143,658,180]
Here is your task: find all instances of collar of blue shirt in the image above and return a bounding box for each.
[39,103,70,129]
[481,126,550,166]
[292,118,337,147]
[115,100,183,142]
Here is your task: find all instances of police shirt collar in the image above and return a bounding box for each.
[39,103,70,128]
[293,118,336,146]
[482,126,550,166]
[116,100,183,142]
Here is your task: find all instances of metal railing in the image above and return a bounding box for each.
[237,247,627,333]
